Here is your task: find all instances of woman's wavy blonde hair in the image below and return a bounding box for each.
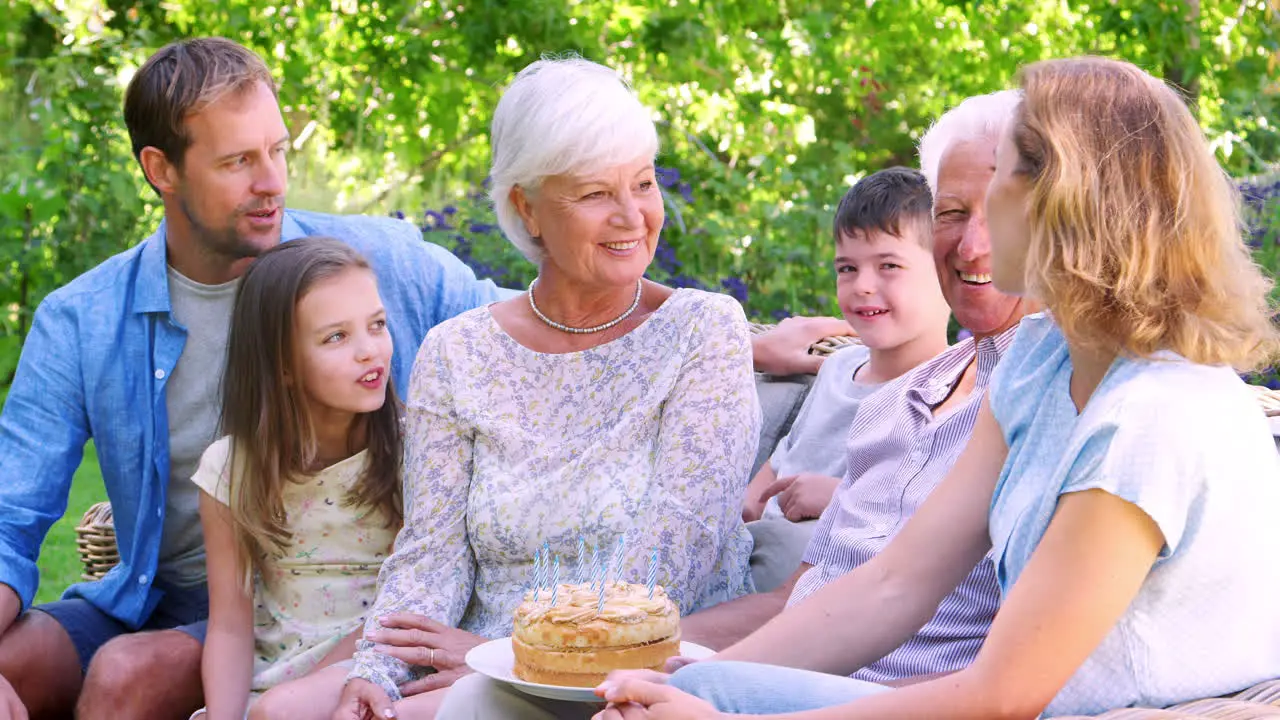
[1012,56,1279,370]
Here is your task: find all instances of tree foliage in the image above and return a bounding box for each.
[3,0,1279,390]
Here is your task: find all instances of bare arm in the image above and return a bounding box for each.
[0,585,19,639]
[714,398,1007,675]
[758,488,1163,720]
[314,627,361,670]
[741,462,777,523]
[199,491,256,720]
[679,565,806,651]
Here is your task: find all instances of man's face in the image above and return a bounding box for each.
[931,137,1028,338]
[169,80,289,262]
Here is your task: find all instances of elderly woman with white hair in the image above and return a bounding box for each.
[329,56,760,720]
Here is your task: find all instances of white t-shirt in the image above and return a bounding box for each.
[765,344,877,519]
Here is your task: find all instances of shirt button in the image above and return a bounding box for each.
[156,508,163,519]
[138,574,149,584]
[154,369,165,380]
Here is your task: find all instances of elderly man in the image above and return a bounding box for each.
[434,89,1034,720]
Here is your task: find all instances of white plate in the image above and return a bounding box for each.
[465,636,714,703]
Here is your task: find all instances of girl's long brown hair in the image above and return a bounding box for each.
[1011,57,1279,370]
[221,236,403,585]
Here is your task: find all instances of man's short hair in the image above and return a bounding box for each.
[124,37,275,173]
[917,90,1022,198]
[833,166,933,246]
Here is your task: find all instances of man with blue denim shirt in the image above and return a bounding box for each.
[0,38,505,720]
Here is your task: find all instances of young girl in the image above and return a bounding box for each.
[192,236,402,720]
[592,57,1280,719]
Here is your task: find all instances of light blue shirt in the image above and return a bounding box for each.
[988,313,1280,717]
[0,209,506,626]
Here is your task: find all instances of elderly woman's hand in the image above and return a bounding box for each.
[752,316,857,376]
[366,613,485,696]
[592,672,725,720]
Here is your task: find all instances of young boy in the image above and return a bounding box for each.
[743,167,950,532]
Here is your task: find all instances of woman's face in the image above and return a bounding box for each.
[513,156,663,289]
[986,127,1034,296]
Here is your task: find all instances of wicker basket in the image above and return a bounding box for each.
[75,501,119,581]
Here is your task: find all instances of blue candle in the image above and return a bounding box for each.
[589,543,601,590]
[532,546,544,601]
[574,535,587,584]
[550,555,561,606]
[646,549,658,599]
[609,535,626,585]
[597,570,607,615]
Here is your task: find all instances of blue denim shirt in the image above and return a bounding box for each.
[0,209,506,627]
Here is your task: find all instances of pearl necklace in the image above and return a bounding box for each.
[527,278,643,335]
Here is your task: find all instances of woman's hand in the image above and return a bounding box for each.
[331,678,396,720]
[592,674,724,720]
[366,613,485,696]
[759,473,841,521]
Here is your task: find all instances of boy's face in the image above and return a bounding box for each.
[834,227,951,352]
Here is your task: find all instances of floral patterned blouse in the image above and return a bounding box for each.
[192,437,396,692]
[349,289,760,697]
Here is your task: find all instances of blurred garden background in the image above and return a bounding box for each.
[2,0,1279,601]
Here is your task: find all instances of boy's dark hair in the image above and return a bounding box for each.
[124,38,275,184]
[833,166,933,246]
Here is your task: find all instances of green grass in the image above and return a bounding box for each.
[34,442,108,605]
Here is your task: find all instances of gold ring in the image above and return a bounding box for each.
[430,648,436,666]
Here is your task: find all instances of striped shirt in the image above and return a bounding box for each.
[787,325,1019,683]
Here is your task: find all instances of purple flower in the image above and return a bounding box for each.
[392,210,406,220]
[443,205,458,215]
[668,274,707,290]
[469,222,498,234]
[678,181,694,204]
[422,210,452,231]
[656,167,681,188]
[771,308,791,322]
[720,277,748,304]
[654,239,682,274]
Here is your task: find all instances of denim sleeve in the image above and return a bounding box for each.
[414,240,513,328]
[0,295,88,610]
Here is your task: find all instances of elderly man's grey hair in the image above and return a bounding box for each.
[917,90,1023,198]
[489,55,660,262]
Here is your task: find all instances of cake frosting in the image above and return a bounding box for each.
[512,581,680,686]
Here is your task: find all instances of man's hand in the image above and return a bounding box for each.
[366,613,485,696]
[331,678,395,720]
[751,316,856,376]
[759,473,841,521]
[0,674,27,720]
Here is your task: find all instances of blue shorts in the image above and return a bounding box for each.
[35,582,209,674]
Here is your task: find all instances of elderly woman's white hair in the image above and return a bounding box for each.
[489,56,660,262]
[917,90,1022,197]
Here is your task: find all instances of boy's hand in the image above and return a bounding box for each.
[751,317,856,376]
[331,678,395,720]
[760,473,841,521]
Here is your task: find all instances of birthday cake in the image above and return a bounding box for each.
[511,581,680,687]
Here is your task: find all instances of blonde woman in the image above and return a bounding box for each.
[593,56,1280,719]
